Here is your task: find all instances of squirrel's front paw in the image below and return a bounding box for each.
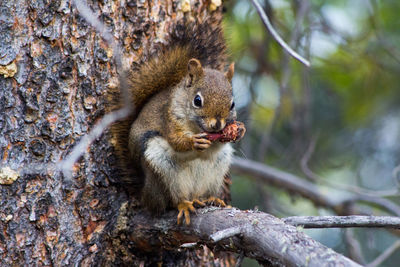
[235,121,246,142]
[192,133,211,151]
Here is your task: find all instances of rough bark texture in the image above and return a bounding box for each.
[117,206,362,267]
[0,0,362,266]
[0,0,233,266]
[283,216,400,229]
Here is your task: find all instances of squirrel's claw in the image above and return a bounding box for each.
[177,200,196,225]
[193,133,212,151]
[235,121,246,142]
[203,197,227,207]
[177,199,206,225]
[193,199,206,207]
[195,133,208,138]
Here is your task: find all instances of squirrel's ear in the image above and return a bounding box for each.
[188,59,204,85]
[225,62,235,82]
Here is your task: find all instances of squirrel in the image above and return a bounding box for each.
[108,18,245,225]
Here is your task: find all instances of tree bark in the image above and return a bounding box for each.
[0,0,360,266]
[0,0,231,266]
[283,216,400,229]
[120,206,362,267]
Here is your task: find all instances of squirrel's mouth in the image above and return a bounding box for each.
[195,117,226,133]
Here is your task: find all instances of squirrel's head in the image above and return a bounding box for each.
[181,58,237,133]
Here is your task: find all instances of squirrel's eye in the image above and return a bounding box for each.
[230,101,235,110]
[193,94,203,108]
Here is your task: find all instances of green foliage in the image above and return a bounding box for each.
[225,0,400,266]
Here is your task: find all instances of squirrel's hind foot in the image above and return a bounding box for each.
[177,197,230,225]
[203,197,228,207]
[177,199,206,225]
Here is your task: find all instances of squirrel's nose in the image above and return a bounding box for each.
[210,118,225,132]
[212,120,221,131]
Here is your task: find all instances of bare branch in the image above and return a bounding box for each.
[300,133,319,182]
[235,252,245,267]
[231,157,339,208]
[321,176,398,198]
[301,136,398,197]
[349,194,400,216]
[345,229,365,265]
[251,0,311,67]
[180,242,198,248]
[126,207,361,266]
[72,0,122,70]
[72,0,131,105]
[231,157,400,216]
[210,226,242,242]
[283,215,400,229]
[59,107,131,179]
[59,0,134,179]
[392,163,400,188]
[255,1,310,161]
[366,240,400,267]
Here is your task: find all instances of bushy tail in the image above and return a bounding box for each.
[107,18,227,185]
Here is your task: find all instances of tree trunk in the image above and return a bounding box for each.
[0,1,363,266]
[0,0,234,265]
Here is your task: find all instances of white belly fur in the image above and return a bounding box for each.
[144,136,233,204]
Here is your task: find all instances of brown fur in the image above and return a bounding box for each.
[128,63,237,214]
[107,19,241,217]
[107,19,227,187]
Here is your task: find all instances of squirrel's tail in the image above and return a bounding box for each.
[108,18,227,185]
[129,17,227,115]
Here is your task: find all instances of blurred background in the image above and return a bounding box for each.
[223,0,400,266]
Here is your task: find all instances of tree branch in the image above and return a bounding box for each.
[210,226,242,242]
[301,134,398,197]
[59,0,133,179]
[251,0,311,67]
[231,157,339,208]
[123,207,361,266]
[344,229,365,264]
[59,107,131,180]
[283,216,400,229]
[366,240,400,267]
[231,157,400,216]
